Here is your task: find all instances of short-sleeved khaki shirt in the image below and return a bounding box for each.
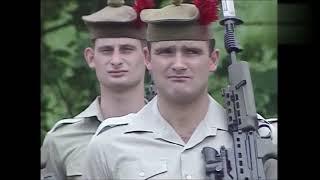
[41,97,104,180]
[84,95,277,179]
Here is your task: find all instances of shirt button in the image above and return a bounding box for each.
[186,175,192,179]
[139,171,145,177]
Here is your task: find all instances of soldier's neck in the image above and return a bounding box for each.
[99,82,145,120]
[157,93,210,143]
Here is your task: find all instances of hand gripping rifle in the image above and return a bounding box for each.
[202,0,277,179]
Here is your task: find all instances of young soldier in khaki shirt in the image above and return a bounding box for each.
[83,0,277,179]
[41,0,153,179]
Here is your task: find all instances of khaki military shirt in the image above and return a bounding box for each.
[83,95,277,179]
[41,97,103,180]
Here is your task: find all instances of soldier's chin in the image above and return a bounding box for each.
[168,91,198,104]
[105,80,140,91]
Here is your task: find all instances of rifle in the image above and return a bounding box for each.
[145,72,157,101]
[202,0,277,179]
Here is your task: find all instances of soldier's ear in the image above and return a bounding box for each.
[143,47,152,70]
[209,49,220,72]
[84,47,95,69]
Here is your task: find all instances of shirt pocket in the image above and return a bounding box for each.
[116,159,168,179]
[66,149,85,177]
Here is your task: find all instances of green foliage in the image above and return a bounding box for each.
[41,0,278,142]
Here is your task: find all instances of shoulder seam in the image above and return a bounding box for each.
[49,118,84,133]
[96,123,129,136]
[94,114,136,136]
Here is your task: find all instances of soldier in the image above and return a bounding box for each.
[41,0,153,179]
[83,0,277,179]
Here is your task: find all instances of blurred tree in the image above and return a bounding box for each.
[41,0,277,143]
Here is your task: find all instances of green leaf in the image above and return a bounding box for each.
[52,49,71,57]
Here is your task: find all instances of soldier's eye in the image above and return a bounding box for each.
[120,45,136,54]
[156,48,175,55]
[184,48,202,55]
[98,47,113,54]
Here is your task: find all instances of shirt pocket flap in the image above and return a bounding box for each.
[118,160,168,179]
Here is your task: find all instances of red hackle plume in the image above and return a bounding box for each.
[194,0,219,25]
[133,0,155,27]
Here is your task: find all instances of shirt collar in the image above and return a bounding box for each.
[126,96,186,145]
[126,95,228,147]
[203,95,228,131]
[74,96,104,122]
[183,95,228,149]
[126,96,159,133]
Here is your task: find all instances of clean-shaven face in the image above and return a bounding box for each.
[147,40,218,103]
[89,38,146,91]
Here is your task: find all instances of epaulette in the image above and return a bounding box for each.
[48,118,83,133]
[265,118,278,124]
[257,115,277,142]
[94,113,136,137]
[266,118,278,145]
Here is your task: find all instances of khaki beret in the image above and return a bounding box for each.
[140,0,219,42]
[82,0,147,40]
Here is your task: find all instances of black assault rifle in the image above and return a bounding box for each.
[202,0,277,179]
